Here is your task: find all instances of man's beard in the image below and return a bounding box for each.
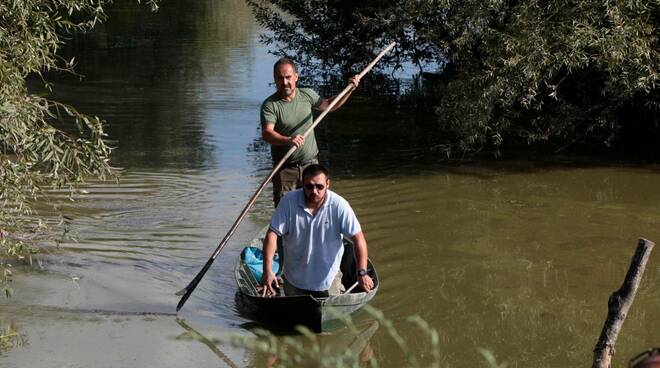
[305,192,325,204]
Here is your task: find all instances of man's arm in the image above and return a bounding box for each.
[352,231,374,292]
[316,75,361,112]
[262,123,304,148]
[261,229,280,297]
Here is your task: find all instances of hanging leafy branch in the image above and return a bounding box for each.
[0,0,158,295]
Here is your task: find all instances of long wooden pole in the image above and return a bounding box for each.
[592,238,655,368]
[176,42,396,312]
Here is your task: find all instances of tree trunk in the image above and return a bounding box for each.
[592,238,655,368]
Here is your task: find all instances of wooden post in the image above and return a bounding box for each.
[592,238,655,368]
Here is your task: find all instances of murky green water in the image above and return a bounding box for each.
[2,1,660,367]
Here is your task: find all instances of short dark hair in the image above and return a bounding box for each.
[274,58,297,74]
[302,164,329,180]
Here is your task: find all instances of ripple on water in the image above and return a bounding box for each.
[35,168,263,308]
[44,163,310,319]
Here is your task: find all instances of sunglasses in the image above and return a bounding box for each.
[304,183,326,191]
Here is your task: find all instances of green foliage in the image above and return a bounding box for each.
[247,0,660,154]
[0,323,26,353]
[0,0,158,293]
[179,306,510,367]
[180,305,443,368]
[2,264,12,298]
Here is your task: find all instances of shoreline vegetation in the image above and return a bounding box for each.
[1,0,159,293]
[247,0,659,158]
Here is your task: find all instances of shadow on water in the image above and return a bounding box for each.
[176,319,240,368]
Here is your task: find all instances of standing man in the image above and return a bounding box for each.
[261,164,374,297]
[261,58,360,206]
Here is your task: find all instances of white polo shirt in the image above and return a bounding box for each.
[269,189,361,291]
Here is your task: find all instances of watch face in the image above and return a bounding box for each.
[358,269,367,276]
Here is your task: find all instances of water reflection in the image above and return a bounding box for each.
[328,149,660,367]
[176,319,240,368]
[0,304,239,367]
[52,0,263,171]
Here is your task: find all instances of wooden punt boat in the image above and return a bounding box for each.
[235,226,379,332]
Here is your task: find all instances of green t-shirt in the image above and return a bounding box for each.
[260,88,322,163]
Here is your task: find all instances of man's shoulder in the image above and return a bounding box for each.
[297,87,318,95]
[296,88,320,102]
[326,190,351,209]
[261,92,281,108]
[279,189,304,207]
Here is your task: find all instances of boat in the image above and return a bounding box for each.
[234,226,379,332]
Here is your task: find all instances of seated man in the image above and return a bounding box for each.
[261,164,374,297]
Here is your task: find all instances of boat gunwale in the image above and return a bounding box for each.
[235,254,379,304]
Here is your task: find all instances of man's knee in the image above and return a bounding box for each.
[272,167,299,206]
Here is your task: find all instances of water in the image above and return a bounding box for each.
[2,1,660,367]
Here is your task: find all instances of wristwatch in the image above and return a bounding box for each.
[357,268,368,276]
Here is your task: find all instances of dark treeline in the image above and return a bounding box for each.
[247,0,660,157]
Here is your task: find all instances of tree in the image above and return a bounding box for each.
[0,0,157,296]
[247,0,660,154]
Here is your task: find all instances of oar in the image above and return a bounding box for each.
[176,42,396,312]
